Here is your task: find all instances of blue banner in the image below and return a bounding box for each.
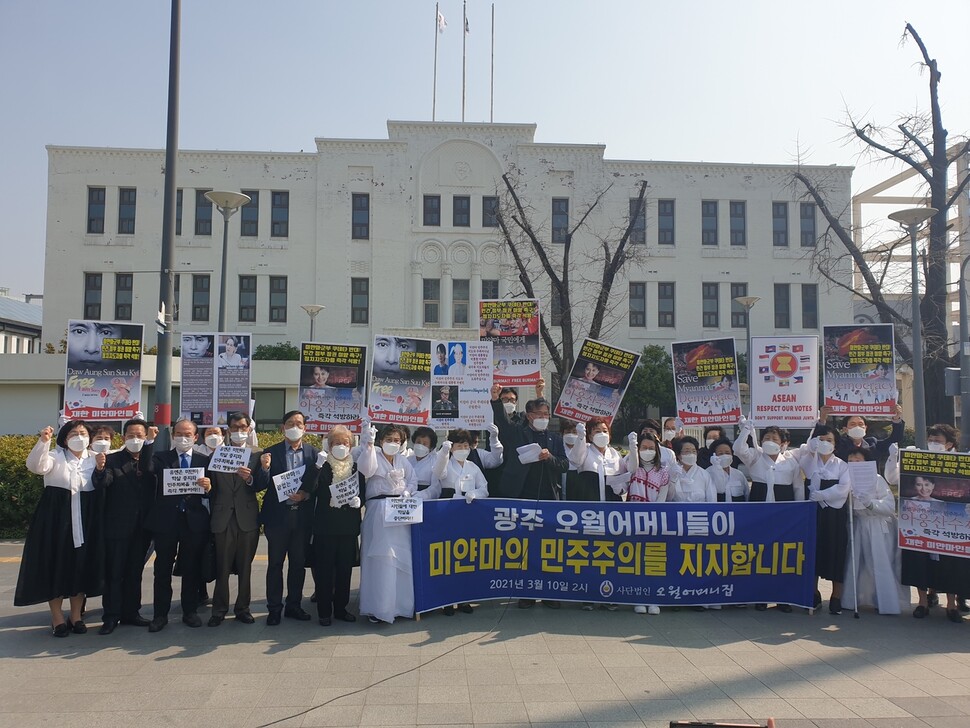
[412,499,816,612]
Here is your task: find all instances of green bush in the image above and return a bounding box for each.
[0,435,45,538]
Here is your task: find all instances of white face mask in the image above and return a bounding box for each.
[412,443,430,458]
[706,438,717,449]
[927,441,946,452]
[592,432,610,448]
[124,438,145,453]
[284,426,304,442]
[173,435,195,452]
[761,440,781,456]
[680,453,697,467]
[715,453,734,468]
[816,440,835,456]
[847,426,866,440]
[531,417,549,431]
[205,434,223,449]
[230,431,249,445]
[382,442,401,457]
[563,433,579,446]
[453,448,470,462]
[639,449,655,464]
[330,444,350,460]
[90,440,111,454]
[67,435,89,452]
[503,401,516,415]
[663,429,676,441]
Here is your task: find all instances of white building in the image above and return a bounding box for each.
[0,289,42,354]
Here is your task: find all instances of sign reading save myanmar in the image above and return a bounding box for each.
[411,499,816,612]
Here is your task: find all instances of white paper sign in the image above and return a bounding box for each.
[163,467,205,496]
[749,336,819,428]
[273,465,306,502]
[208,446,252,473]
[329,472,359,507]
[847,461,878,504]
[516,443,542,464]
[384,496,423,525]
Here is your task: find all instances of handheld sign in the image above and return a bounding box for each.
[384,496,423,525]
[163,467,205,496]
[208,446,252,473]
[329,472,360,507]
[273,466,306,502]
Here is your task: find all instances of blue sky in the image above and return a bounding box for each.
[1,0,967,298]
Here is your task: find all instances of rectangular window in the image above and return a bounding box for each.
[453,278,470,327]
[195,190,212,236]
[729,201,746,246]
[552,198,569,244]
[118,187,136,234]
[351,278,369,324]
[423,278,440,326]
[271,191,289,237]
[802,283,819,329]
[423,195,441,226]
[482,279,499,300]
[702,282,719,328]
[629,198,646,244]
[453,195,470,227]
[352,193,370,239]
[550,290,562,326]
[658,282,675,328]
[240,190,259,237]
[114,273,133,320]
[701,200,718,245]
[238,275,257,322]
[192,274,210,321]
[800,202,817,247]
[658,199,675,245]
[482,196,499,227]
[172,273,180,322]
[730,282,748,328]
[629,282,646,327]
[83,273,102,319]
[774,283,791,329]
[772,202,789,247]
[87,187,105,234]
[175,189,183,236]
[269,276,287,322]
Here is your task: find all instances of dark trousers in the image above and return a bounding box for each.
[103,530,151,621]
[212,517,259,618]
[264,509,308,613]
[152,520,206,619]
[312,534,357,619]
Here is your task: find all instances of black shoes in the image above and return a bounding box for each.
[148,617,168,633]
[70,620,87,634]
[284,607,312,621]
[442,606,455,616]
[829,597,842,615]
[778,604,793,613]
[182,612,202,628]
[913,605,929,618]
[517,599,535,609]
[52,623,71,638]
[542,600,561,609]
[207,615,224,627]
[99,619,119,635]
[754,603,768,611]
[318,616,331,626]
[458,603,474,614]
[235,612,255,624]
[267,611,282,626]
[334,612,356,622]
[947,609,963,624]
[120,614,150,627]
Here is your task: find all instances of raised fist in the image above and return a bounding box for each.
[260,452,272,471]
[39,426,54,443]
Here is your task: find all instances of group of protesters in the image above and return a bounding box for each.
[13,373,970,637]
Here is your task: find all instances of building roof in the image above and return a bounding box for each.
[0,296,43,329]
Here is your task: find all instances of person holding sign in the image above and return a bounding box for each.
[312,425,363,626]
[91,418,158,634]
[814,405,905,473]
[15,421,104,637]
[254,410,320,626]
[567,419,638,503]
[146,419,212,632]
[733,419,802,503]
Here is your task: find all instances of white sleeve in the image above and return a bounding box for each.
[865,476,896,517]
[478,447,503,469]
[884,450,900,486]
[358,443,378,479]
[26,438,55,476]
[703,470,717,503]
[733,431,758,467]
[568,437,590,469]
[416,458,442,500]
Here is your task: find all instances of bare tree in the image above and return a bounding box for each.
[795,23,970,425]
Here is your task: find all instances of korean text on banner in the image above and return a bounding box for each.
[671,338,742,426]
[64,320,144,421]
[368,336,432,427]
[430,340,493,430]
[273,466,306,502]
[299,342,366,434]
[162,468,205,496]
[479,299,541,386]
[898,449,970,558]
[554,338,640,424]
[823,324,897,417]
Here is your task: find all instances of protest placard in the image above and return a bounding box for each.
[329,471,360,507]
[671,338,742,426]
[368,336,432,427]
[64,320,144,422]
[179,332,252,426]
[554,338,640,424]
[479,299,541,386]
[273,466,306,502]
[384,497,423,525]
[430,340,493,430]
[208,446,252,473]
[162,467,205,496]
[749,336,818,428]
[299,342,366,434]
[823,324,897,417]
[898,449,970,558]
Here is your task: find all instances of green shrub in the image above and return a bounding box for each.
[0,435,45,538]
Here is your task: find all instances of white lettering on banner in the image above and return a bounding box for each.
[329,472,359,507]
[272,465,306,502]
[384,497,423,525]
[208,446,252,473]
[163,467,205,496]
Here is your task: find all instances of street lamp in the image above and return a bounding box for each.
[888,206,937,448]
[733,295,761,413]
[960,255,970,450]
[205,190,251,331]
[300,304,325,341]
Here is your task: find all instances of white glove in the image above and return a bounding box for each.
[610,482,626,496]
[889,443,899,460]
[349,496,361,509]
[809,489,824,502]
[576,422,587,439]
[488,423,499,438]
[316,450,327,468]
[465,492,476,504]
[440,440,452,453]
[329,496,338,508]
[362,422,376,445]
[627,432,638,449]
[402,490,411,498]
[807,437,819,454]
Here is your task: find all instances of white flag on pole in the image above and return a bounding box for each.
[437,11,447,32]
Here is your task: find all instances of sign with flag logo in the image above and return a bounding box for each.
[749,336,818,427]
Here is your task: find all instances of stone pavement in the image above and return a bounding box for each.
[1,539,968,728]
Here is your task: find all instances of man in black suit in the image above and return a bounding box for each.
[146,418,212,632]
[254,410,319,625]
[208,412,262,626]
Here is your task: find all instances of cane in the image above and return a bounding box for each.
[847,490,860,619]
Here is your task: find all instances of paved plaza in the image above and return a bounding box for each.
[1,539,968,728]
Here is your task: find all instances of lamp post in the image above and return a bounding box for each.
[205,190,251,332]
[300,304,325,341]
[960,255,970,450]
[888,206,937,449]
[734,295,761,414]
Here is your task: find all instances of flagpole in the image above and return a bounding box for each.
[462,0,467,122]
[490,3,494,123]
[433,2,439,121]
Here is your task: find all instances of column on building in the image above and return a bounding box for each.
[440,263,453,329]
[470,262,482,331]
[411,262,423,328]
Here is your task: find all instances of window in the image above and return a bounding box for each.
[772,202,789,246]
[195,190,212,236]
[729,201,746,246]
[701,200,718,245]
[172,274,180,322]
[658,199,675,245]
[118,188,136,234]
[629,282,646,327]
[240,191,259,237]
[423,195,441,226]
[269,276,287,322]
[658,282,675,327]
[87,187,105,234]
[550,290,562,326]
[774,283,791,329]
[115,273,133,320]
[702,282,719,327]
[453,278,470,327]
[192,274,210,321]
[239,275,257,322]
[802,284,818,329]
[800,202,817,247]
[482,196,499,227]
[271,191,289,237]
[175,189,182,236]
[453,195,470,227]
[351,278,369,324]
[83,273,102,319]
[552,198,569,244]
[423,278,440,326]
[482,279,499,300]
[352,193,370,239]
[730,282,748,328]
[629,198,646,244]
